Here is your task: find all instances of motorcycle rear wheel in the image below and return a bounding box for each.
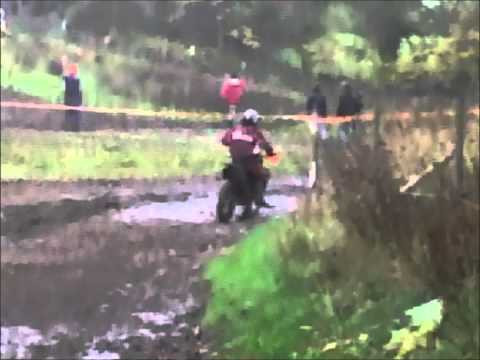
[217,182,236,223]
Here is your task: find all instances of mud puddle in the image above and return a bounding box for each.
[1,177,307,242]
[114,192,299,225]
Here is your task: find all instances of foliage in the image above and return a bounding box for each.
[4,0,479,98]
[305,32,382,82]
[203,211,446,358]
[394,0,479,87]
[1,30,303,112]
[204,181,478,359]
[395,30,479,86]
[228,26,261,49]
[320,2,359,33]
[383,299,444,359]
[0,126,309,181]
[275,48,302,70]
[1,49,64,103]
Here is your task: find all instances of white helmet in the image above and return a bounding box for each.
[243,108,261,124]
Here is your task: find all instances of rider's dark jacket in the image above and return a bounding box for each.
[221,124,274,162]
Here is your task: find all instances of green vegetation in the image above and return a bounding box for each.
[0,127,311,180]
[1,129,225,180]
[1,36,168,111]
[0,31,304,113]
[204,202,478,359]
[203,134,479,358]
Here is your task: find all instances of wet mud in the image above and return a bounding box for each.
[1,177,306,359]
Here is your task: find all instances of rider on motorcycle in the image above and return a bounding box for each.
[221,109,275,210]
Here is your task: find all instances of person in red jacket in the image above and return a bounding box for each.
[220,73,247,120]
[221,109,275,214]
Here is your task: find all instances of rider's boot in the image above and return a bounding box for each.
[254,179,274,208]
[256,198,274,208]
[239,204,254,221]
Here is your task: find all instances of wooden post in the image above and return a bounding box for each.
[373,101,383,150]
[307,118,319,189]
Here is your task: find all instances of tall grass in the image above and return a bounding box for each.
[0,129,227,180]
[0,126,311,180]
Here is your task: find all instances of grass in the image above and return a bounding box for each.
[1,32,304,114]
[0,127,311,181]
[1,50,63,104]
[1,39,153,111]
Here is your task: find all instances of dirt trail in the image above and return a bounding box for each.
[1,176,306,359]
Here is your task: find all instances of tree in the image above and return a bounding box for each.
[393,0,479,194]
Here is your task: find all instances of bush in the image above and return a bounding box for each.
[203,213,429,358]
[203,117,479,359]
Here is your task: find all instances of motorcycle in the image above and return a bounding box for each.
[216,153,280,223]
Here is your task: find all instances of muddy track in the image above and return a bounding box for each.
[1,173,303,358]
[1,180,305,242]
[1,174,305,358]
[1,175,306,206]
[1,211,252,359]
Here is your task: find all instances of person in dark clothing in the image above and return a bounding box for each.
[62,62,82,132]
[306,84,329,139]
[221,109,276,213]
[336,81,363,139]
[306,84,327,117]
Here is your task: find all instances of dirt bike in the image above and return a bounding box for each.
[216,153,280,223]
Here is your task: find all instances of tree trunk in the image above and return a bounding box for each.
[452,70,471,196]
[455,93,467,195]
[298,46,313,90]
[216,2,225,51]
[217,15,224,51]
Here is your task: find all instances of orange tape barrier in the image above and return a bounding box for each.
[0,101,182,118]
[281,107,479,124]
[1,101,478,125]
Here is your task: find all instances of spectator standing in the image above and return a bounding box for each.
[61,57,82,132]
[220,73,247,123]
[336,81,363,140]
[306,84,329,139]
